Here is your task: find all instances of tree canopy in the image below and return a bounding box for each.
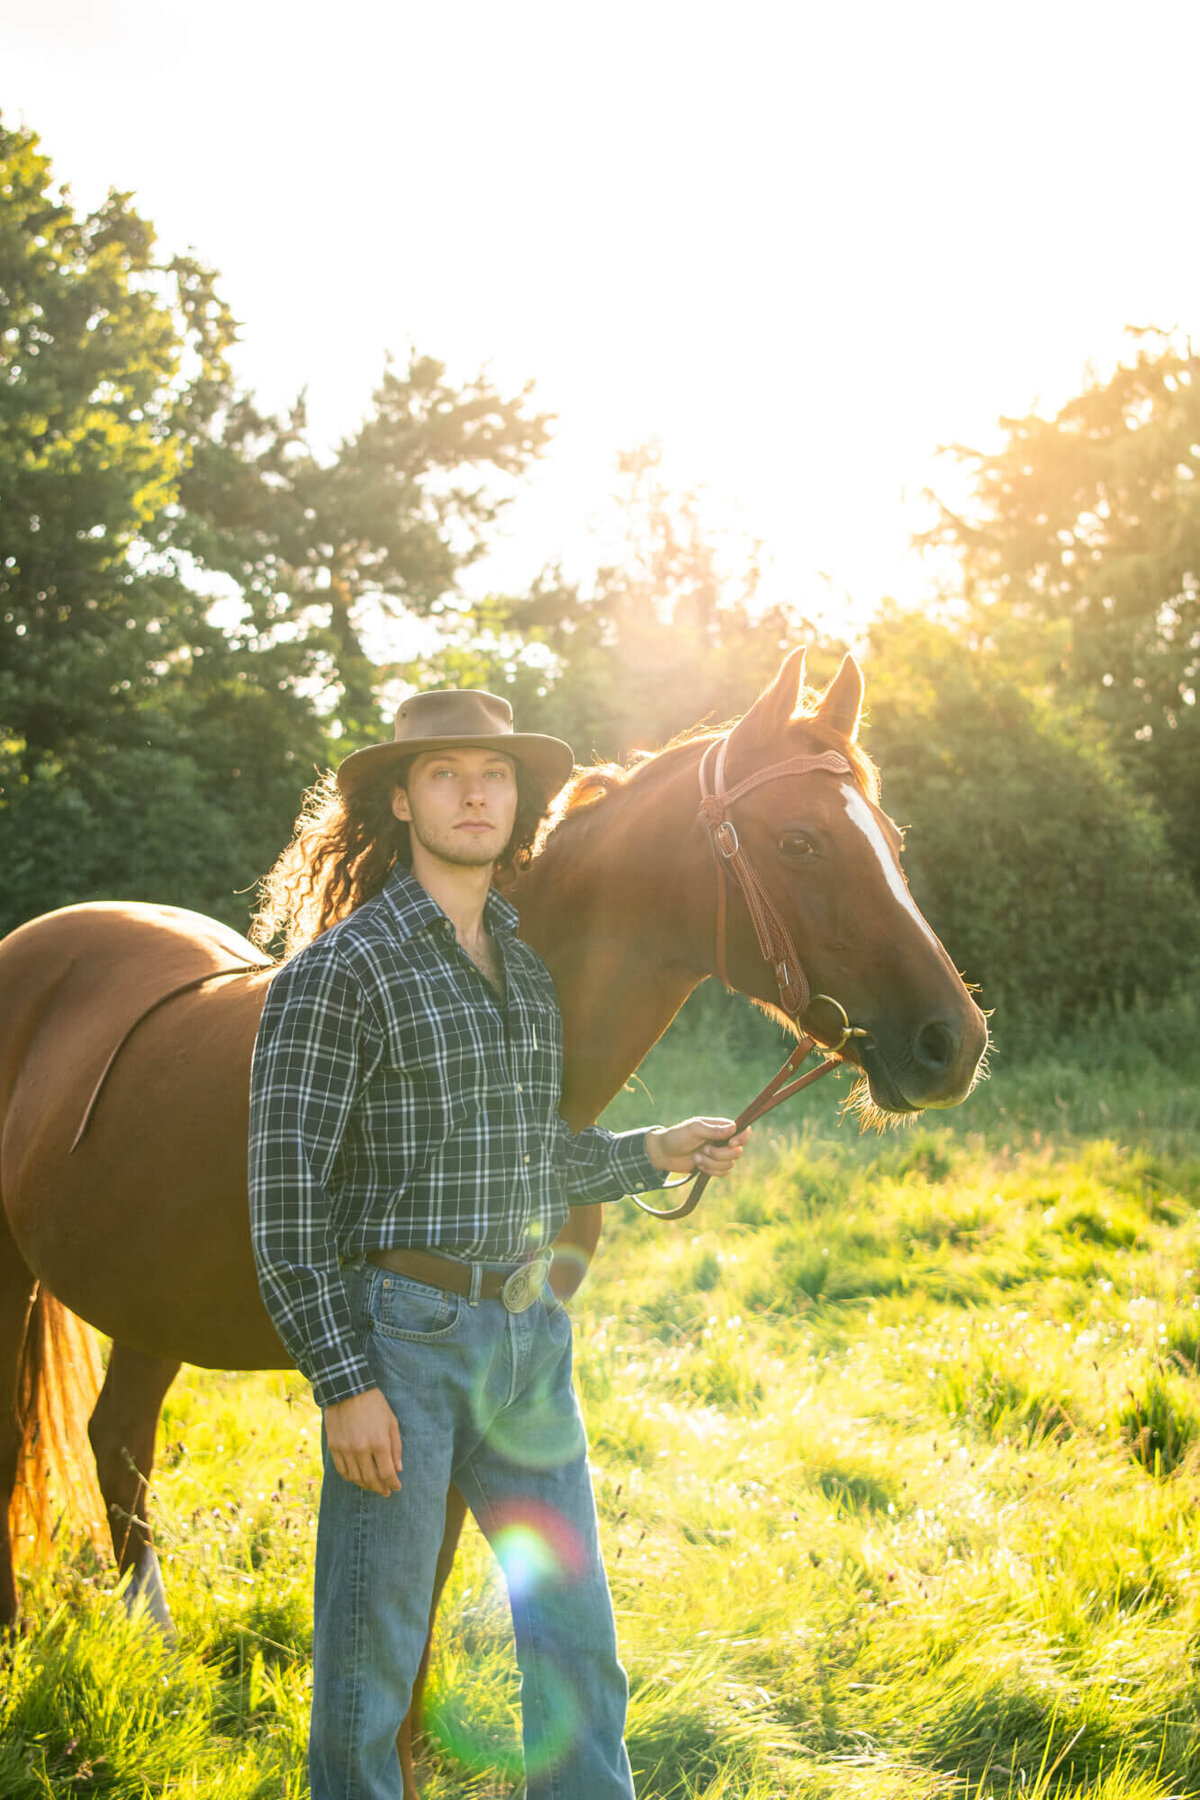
[0,119,549,933]
[924,329,1200,883]
[863,608,1200,1037]
[3,120,1197,1038]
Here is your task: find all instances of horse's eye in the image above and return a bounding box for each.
[777,831,816,859]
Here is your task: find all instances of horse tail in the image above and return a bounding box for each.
[9,1284,108,1567]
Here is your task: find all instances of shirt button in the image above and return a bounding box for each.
[523,1154,531,1164]
[515,1083,524,1093]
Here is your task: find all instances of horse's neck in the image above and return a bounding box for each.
[513,754,712,1128]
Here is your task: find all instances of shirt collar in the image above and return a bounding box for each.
[381,866,519,942]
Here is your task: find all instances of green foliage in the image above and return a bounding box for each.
[0,118,551,935]
[8,1038,1200,1797]
[931,1340,1075,1445]
[1114,1362,1200,1477]
[925,328,1200,886]
[861,607,1200,1038]
[174,353,551,743]
[0,120,200,769]
[6,110,1200,1050]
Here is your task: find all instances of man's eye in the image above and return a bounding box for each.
[777,832,816,859]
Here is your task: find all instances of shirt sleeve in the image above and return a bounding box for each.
[248,943,381,1409]
[550,1116,663,1205]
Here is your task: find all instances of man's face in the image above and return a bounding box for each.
[391,747,519,869]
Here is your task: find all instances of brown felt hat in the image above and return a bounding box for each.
[336,689,575,798]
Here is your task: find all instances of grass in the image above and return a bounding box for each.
[4,992,1200,1798]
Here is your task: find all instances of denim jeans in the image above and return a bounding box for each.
[309,1261,637,1800]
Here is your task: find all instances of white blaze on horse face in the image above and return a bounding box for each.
[838,782,941,951]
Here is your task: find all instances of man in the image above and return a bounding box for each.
[248,689,748,1800]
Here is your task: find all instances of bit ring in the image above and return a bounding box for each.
[808,994,869,1053]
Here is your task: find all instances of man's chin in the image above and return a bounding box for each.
[422,834,504,869]
[443,847,502,868]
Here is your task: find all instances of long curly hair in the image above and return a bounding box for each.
[251,756,555,959]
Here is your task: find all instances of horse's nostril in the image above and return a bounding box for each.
[913,1018,956,1073]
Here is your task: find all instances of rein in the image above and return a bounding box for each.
[633,733,868,1221]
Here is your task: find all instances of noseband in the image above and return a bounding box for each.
[633,731,869,1221]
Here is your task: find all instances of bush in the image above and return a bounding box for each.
[862,611,1200,1042]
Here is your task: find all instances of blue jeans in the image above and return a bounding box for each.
[309,1261,637,1800]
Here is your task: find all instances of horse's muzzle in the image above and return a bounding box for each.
[856,1009,988,1112]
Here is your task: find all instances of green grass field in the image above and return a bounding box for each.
[4,995,1200,1798]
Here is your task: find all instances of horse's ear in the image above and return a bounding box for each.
[726,649,807,762]
[816,653,864,743]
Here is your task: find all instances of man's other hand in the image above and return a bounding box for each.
[644,1118,751,1177]
[325,1387,403,1496]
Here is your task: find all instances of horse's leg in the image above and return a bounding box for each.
[87,1342,181,1637]
[0,1229,38,1630]
[396,1483,470,1798]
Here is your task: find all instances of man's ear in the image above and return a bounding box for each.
[391,786,411,823]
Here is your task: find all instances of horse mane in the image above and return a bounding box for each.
[530,695,880,867]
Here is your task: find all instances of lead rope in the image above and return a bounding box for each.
[631,1030,846,1220]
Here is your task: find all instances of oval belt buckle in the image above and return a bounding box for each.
[501,1250,553,1313]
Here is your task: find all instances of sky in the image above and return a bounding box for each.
[6,0,1200,642]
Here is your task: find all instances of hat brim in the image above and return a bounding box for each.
[336,732,575,799]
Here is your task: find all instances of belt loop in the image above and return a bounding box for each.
[469,1262,482,1306]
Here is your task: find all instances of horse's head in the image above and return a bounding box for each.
[714,648,988,1113]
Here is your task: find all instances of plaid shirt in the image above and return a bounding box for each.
[248,867,659,1408]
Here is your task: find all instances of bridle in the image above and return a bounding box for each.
[632,730,869,1220]
[696,733,853,1021]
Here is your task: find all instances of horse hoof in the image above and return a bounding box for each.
[120,1548,178,1646]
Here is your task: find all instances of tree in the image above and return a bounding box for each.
[0,120,210,772]
[0,119,553,933]
[0,120,335,931]
[862,607,1200,1038]
[171,355,552,743]
[923,329,1200,883]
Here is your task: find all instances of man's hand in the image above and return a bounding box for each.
[325,1387,403,1497]
[644,1118,751,1177]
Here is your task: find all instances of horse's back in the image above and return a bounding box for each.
[0,902,286,1363]
[0,900,266,997]
[0,900,266,1113]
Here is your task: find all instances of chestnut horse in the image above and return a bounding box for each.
[0,650,986,1793]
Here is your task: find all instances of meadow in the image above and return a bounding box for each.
[3,992,1200,1799]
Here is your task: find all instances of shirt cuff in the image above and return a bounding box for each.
[604,1125,663,1197]
[307,1349,378,1412]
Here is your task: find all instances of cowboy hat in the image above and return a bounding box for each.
[336,689,575,798]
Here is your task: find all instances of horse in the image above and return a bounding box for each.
[0,649,987,1795]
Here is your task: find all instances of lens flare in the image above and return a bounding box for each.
[490,1497,589,1598]
[426,1504,591,1780]
[482,1370,588,1472]
[426,1653,582,1780]
[522,1656,584,1779]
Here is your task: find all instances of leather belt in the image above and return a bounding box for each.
[366,1246,553,1313]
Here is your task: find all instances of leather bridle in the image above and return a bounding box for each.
[633,731,869,1220]
[696,733,853,1021]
